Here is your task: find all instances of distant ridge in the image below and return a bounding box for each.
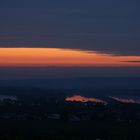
[0,77,140,91]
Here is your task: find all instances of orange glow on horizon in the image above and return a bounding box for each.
[0,48,140,67]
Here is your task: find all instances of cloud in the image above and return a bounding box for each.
[0,1,140,56]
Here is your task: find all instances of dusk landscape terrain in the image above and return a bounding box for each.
[0,0,140,140]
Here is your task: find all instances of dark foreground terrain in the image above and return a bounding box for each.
[0,87,140,140]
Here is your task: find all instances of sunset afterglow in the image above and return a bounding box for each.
[0,48,140,67]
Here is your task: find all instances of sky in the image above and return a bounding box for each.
[0,0,140,78]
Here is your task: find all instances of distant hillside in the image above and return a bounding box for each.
[0,77,140,91]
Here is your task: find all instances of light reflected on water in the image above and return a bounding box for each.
[65,95,107,105]
[109,96,140,104]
